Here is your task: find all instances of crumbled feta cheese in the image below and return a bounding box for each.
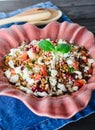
[75,75,78,79]
[58,39,63,43]
[22,68,32,80]
[68,80,73,85]
[84,66,89,72]
[50,69,58,77]
[22,68,34,85]
[74,71,82,79]
[8,60,14,68]
[58,39,67,44]
[20,85,32,94]
[26,77,34,85]
[22,68,29,80]
[9,48,22,57]
[15,66,22,76]
[9,75,19,83]
[33,66,40,73]
[82,56,86,60]
[45,60,52,65]
[72,86,78,91]
[15,82,20,86]
[4,70,11,79]
[30,40,38,45]
[49,77,57,86]
[57,83,67,92]
[88,59,94,65]
[27,49,36,59]
[63,53,69,58]
[66,59,73,66]
[56,89,63,95]
[46,38,50,41]
[45,52,54,66]
[37,91,48,97]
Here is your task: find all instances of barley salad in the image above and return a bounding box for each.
[4,39,94,97]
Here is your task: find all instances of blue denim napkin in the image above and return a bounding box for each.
[0,1,95,130]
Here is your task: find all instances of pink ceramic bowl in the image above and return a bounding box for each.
[0,22,95,119]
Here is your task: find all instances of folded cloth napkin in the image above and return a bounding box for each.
[0,1,95,130]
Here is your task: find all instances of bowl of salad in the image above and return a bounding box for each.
[0,21,95,118]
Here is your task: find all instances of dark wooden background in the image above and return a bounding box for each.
[0,0,95,33]
[0,0,95,130]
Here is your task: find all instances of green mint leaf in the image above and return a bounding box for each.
[38,40,55,52]
[55,44,71,54]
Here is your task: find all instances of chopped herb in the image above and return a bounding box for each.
[68,67,75,73]
[26,65,31,70]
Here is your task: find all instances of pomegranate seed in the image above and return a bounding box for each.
[32,47,36,52]
[21,66,24,70]
[25,47,30,51]
[31,85,38,92]
[61,62,65,65]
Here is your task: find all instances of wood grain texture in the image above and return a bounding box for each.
[0,0,95,33]
[0,0,95,19]
[0,0,95,17]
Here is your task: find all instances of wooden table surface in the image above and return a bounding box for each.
[0,0,95,130]
[0,0,95,33]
